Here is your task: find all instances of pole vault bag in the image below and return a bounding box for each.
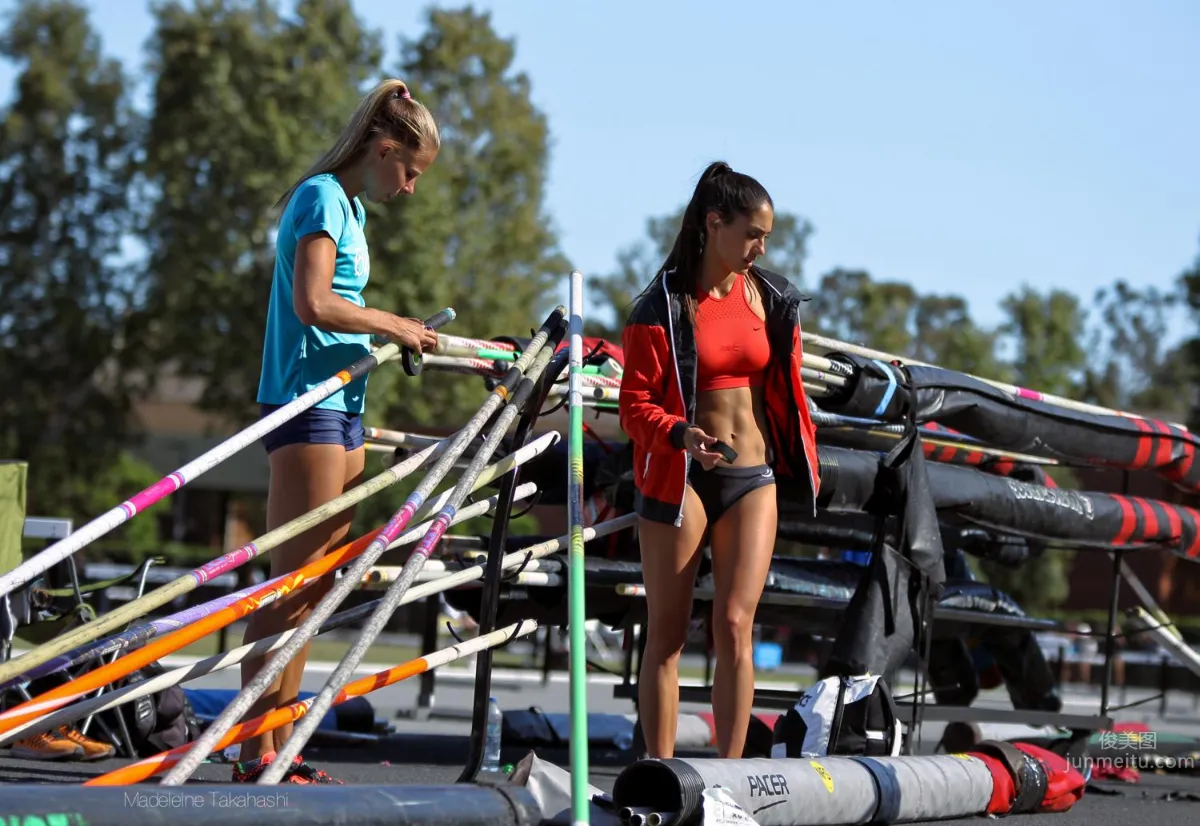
[771,674,902,758]
[968,740,1085,814]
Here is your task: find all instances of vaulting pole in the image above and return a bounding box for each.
[0,448,551,736]
[0,432,456,683]
[565,270,592,825]
[85,621,539,786]
[0,309,456,601]
[3,485,622,749]
[163,308,566,785]
[254,312,568,785]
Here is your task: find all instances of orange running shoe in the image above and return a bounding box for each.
[9,730,83,760]
[57,726,115,760]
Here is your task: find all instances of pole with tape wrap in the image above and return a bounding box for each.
[565,270,591,825]
[86,621,540,786]
[161,307,566,785]
[0,426,454,684]
[0,308,456,601]
[0,499,638,751]
[0,479,536,737]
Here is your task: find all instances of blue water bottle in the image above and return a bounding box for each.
[483,697,503,772]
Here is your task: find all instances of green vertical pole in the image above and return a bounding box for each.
[566,270,591,824]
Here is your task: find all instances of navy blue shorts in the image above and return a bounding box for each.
[259,404,365,454]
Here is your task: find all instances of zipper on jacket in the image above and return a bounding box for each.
[790,300,819,516]
[660,269,690,528]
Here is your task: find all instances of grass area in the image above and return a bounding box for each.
[672,664,805,686]
[677,665,714,684]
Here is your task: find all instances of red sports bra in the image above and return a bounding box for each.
[694,273,771,392]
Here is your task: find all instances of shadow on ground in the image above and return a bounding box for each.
[0,732,719,788]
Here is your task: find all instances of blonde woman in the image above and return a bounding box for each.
[237,80,440,784]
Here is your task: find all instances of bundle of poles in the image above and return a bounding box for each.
[415,330,1078,469]
[0,279,607,826]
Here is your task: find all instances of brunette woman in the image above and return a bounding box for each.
[619,162,820,758]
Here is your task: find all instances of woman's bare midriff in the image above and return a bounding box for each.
[694,385,773,466]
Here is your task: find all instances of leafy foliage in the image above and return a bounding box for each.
[139,0,385,423]
[0,0,161,536]
[362,6,571,431]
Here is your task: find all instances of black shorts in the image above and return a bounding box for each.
[687,462,776,524]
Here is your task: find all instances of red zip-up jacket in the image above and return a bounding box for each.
[619,265,821,527]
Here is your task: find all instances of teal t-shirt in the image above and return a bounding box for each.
[257,173,372,414]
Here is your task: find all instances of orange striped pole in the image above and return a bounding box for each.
[83,620,537,786]
[0,485,513,736]
[0,532,375,736]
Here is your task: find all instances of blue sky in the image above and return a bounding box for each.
[2,0,1198,338]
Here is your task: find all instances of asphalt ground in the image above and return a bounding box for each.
[2,659,1200,824]
[2,733,1199,825]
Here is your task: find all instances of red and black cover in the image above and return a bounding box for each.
[969,740,1087,814]
[819,351,1200,494]
[817,444,1200,561]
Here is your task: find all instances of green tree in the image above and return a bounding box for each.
[361,6,571,431]
[1174,235,1200,428]
[1082,280,1189,416]
[911,294,1006,379]
[585,211,680,341]
[977,550,1072,615]
[807,269,920,356]
[997,285,1087,398]
[139,0,384,424]
[0,0,164,543]
[1178,233,1200,318]
[803,270,1004,380]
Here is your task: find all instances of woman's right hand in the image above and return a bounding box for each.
[683,426,726,470]
[387,316,440,353]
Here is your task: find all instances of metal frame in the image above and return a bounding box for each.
[607,542,1128,754]
[1,517,158,758]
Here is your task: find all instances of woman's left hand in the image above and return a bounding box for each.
[683,426,726,471]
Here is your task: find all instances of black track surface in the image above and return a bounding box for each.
[3,732,1199,825]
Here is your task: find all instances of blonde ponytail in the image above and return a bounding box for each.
[276,78,441,210]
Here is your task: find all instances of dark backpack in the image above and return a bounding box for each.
[117,661,203,757]
[772,673,903,758]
